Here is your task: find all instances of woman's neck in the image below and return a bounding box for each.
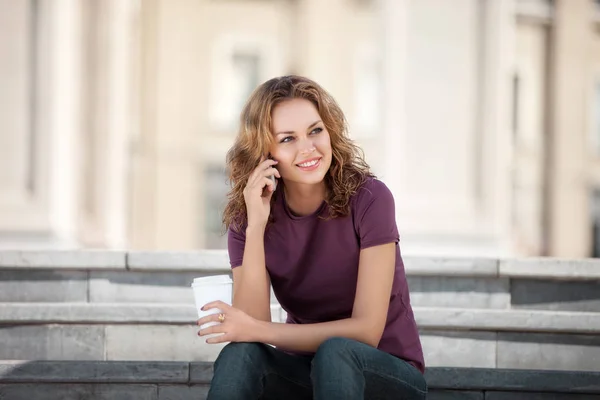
[283,181,326,216]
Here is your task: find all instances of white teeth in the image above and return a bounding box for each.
[298,159,319,168]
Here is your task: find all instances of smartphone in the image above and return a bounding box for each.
[267,155,278,191]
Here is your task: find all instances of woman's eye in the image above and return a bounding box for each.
[311,127,323,135]
[280,136,293,143]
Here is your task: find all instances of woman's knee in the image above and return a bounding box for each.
[214,342,268,372]
[312,337,363,369]
[315,337,361,358]
[209,343,269,399]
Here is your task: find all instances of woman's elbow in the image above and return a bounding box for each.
[364,332,384,348]
[354,319,385,348]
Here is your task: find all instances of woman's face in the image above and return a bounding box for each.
[269,98,332,187]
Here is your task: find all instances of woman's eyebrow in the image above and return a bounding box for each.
[275,120,322,136]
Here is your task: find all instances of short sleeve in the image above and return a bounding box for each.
[227,225,246,268]
[353,179,400,249]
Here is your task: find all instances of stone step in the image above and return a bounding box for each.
[1,361,599,400]
[2,251,600,311]
[1,303,599,371]
[2,303,600,333]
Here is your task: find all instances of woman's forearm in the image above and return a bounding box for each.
[232,225,271,322]
[255,317,379,352]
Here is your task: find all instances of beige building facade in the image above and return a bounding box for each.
[1,0,600,258]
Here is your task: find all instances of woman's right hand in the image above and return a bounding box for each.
[243,158,281,229]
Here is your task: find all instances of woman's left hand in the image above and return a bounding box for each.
[197,301,263,344]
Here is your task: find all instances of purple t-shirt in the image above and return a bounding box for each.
[228,177,425,373]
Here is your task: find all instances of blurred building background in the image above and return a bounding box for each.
[1,0,600,258]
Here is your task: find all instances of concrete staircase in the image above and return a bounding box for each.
[1,251,600,398]
[1,360,599,400]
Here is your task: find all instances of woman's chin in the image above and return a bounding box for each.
[285,174,327,186]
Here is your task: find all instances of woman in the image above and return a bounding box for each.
[197,75,426,399]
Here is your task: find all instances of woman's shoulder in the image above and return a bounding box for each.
[353,177,394,203]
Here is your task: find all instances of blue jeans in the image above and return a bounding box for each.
[206,337,427,400]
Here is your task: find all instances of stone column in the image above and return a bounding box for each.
[294,0,352,111]
[0,0,51,244]
[379,0,408,202]
[131,0,204,249]
[548,0,593,257]
[378,0,515,256]
[75,0,136,249]
[47,0,84,248]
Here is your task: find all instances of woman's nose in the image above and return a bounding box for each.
[299,138,316,155]
[300,145,316,155]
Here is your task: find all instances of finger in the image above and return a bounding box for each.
[196,313,221,326]
[249,171,277,192]
[251,177,275,196]
[250,159,278,181]
[261,167,280,179]
[198,324,224,337]
[261,177,275,193]
[262,158,278,167]
[201,300,232,312]
[206,333,232,344]
[254,159,278,174]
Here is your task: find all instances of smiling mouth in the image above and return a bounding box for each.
[296,158,321,168]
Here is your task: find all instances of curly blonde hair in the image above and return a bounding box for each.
[223,75,373,232]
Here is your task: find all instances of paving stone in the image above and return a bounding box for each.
[0,361,188,383]
[511,279,600,312]
[403,257,498,277]
[497,332,600,371]
[189,362,213,384]
[0,270,88,302]
[127,251,229,271]
[420,330,496,368]
[485,392,600,400]
[105,325,226,361]
[408,276,509,309]
[0,325,104,360]
[158,385,209,400]
[425,367,600,393]
[89,271,201,303]
[0,250,126,269]
[0,383,157,399]
[427,390,483,400]
[499,258,600,279]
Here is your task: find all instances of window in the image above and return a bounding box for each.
[209,34,283,131]
[202,165,230,249]
[228,51,260,124]
[210,47,261,130]
[353,44,381,137]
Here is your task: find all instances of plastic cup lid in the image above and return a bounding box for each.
[192,275,232,285]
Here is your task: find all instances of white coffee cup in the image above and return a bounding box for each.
[191,275,233,330]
